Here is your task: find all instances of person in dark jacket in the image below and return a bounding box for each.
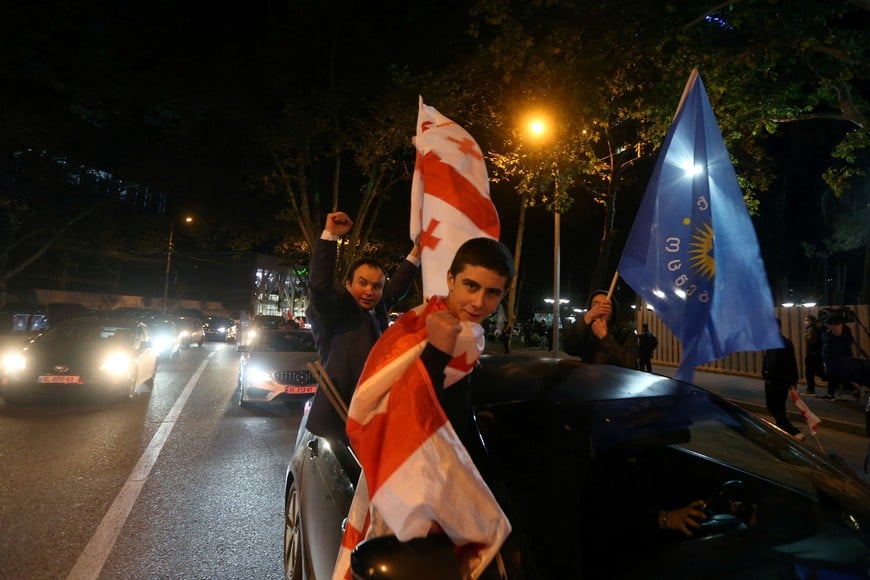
[762,318,803,439]
[305,211,421,440]
[803,315,824,395]
[637,323,658,372]
[499,320,512,354]
[563,290,638,368]
[821,320,857,400]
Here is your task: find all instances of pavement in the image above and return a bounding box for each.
[486,342,868,438]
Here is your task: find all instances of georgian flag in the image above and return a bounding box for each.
[410,97,501,299]
[788,387,821,434]
[331,296,511,580]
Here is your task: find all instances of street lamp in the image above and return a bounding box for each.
[162,216,193,314]
[527,115,562,355]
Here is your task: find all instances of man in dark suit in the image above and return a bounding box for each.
[305,211,421,440]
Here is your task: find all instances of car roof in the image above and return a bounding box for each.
[472,355,700,408]
[257,328,312,336]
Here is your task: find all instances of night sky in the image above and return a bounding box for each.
[1,2,864,311]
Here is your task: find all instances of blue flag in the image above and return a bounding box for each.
[617,70,782,382]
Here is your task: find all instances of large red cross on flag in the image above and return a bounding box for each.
[410,97,501,298]
[331,296,511,579]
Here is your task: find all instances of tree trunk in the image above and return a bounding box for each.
[506,192,530,326]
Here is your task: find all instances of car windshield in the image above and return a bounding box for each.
[149,322,176,336]
[253,332,316,352]
[38,322,135,345]
[476,391,870,578]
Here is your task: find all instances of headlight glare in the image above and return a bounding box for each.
[3,353,26,372]
[245,367,273,386]
[100,353,132,375]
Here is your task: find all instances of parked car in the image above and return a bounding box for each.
[237,329,318,407]
[1,316,158,403]
[284,355,870,579]
[172,316,204,348]
[203,316,235,342]
[147,319,182,361]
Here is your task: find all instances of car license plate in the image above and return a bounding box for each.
[38,375,80,384]
[284,385,317,394]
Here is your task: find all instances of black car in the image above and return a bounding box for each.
[203,316,235,342]
[1,316,159,403]
[172,316,204,348]
[284,355,870,579]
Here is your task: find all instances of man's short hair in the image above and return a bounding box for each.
[449,237,514,282]
[343,258,386,284]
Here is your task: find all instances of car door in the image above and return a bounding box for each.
[297,434,358,579]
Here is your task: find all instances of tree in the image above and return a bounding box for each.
[469,0,868,304]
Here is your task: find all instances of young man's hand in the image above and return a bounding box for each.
[426,310,461,355]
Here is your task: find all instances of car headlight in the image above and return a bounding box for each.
[245,367,274,386]
[154,336,172,350]
[100,352,132,375]
[217,326,226,333]
[2,352,26,373]
[179,330,190,338]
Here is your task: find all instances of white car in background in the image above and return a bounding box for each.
[237,329,318,407]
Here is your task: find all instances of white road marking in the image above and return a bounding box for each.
[66,353,214,580]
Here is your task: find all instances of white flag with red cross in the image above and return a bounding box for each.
[410,97,501,299]
[789,387,821,434]
[331,296,511,579]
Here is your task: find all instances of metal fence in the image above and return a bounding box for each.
[637,303,870,381]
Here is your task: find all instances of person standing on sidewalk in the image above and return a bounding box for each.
[637,323,658,372]
[803,315,824,395]
[563,290,638,368]
[821,320,857,401]
[762,318,804,440]
[500,320,512,355]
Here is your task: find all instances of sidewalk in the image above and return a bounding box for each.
[486,342,868,437]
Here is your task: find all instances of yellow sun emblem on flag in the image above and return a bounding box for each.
[689,223,715,279]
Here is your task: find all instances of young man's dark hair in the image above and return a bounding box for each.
[449,237,515,281]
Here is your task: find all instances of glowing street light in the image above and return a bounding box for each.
[527,114,562,355]
[162,215,193,314]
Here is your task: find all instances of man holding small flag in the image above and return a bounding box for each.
[331,100,511,579]
[617,69,783,383]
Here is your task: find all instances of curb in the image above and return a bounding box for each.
[731,399,866,438]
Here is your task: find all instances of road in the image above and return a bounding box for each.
[0,342,301,580]
[2,341,869,579]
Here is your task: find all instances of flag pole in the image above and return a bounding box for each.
[606,271,619,300]
[673,69,699,122]
[813,433,825,454]
[307,360,348,422]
